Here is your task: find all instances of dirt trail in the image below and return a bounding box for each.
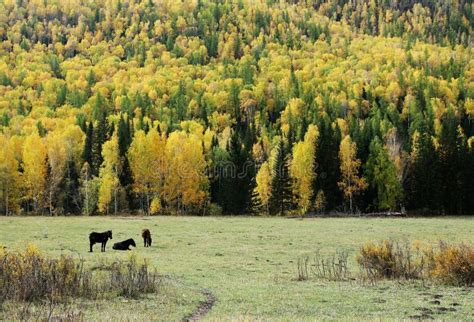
[182,289,217,321]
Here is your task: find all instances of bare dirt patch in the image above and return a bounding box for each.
[182,289,216,321]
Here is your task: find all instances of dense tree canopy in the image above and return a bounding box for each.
[0,0,473,215]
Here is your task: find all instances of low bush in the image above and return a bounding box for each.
[312,249,350,281]
[356,240,473,286]
[356,240,426,281]
[296,249,350,281]
[428,242,474,286]
[296,256,310,281]
[0,245,94,304]
[0,245,164,307]
[110,255,160,298]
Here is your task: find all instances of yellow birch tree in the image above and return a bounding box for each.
[338,135,367,213]
[290,124,319,215]
[98,134,120,214]
[0,134,21,215]
[22,132,48,212]
[128,129,167,215]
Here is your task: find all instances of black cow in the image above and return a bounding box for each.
[142,229,152,247]
[112,238,136,251]
[89,230,112,252]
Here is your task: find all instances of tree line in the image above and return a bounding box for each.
[0,0,473,216]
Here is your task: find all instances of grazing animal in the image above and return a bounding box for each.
[142,229,152,247]
[89,230,112,252]
[112,238,136,251]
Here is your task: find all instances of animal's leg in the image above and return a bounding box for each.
[90,242,94,252]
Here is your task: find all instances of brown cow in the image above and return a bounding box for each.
[142,229,152,247]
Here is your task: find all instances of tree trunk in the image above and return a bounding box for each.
[145,194,150,216]
[49,191,53,216]
[85,180,89,215]
[114,188,118,215]
[5,190,8,216]
[349,195,353,213]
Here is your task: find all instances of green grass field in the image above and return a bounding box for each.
[0,216,473,320]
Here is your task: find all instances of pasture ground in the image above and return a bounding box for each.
[0,216,473,320]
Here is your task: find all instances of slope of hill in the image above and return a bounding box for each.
[0,0,473,216]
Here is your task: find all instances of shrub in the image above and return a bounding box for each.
[296,256,310,281]
[0,246,167,320]
[0,246,164,306]
[357,239,473,286]
[429,242,474,286]
[312,249,350,281]
[208,203,223,216]
[109,255,160,298]
[296,249,350,281]
[0,245,94,304]
[356,240,427,281]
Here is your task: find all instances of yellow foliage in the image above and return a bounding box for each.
[150,197,162,215]
[98,133,120,213]
[338,135,367,211]
[22,132,48,210]
[254,161,272,213]
[290,124,319,214]
[128,130,167,215]
[358,239,473,286]
[0,134,21,214]
[430,242,474,286]
[164,131,208,210]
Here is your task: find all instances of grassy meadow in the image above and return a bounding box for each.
[0,216,473,320]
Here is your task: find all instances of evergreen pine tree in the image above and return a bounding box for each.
[60,160,81,214]
[229,80,241,121]
[405,125,442,214]
[364,137,403,211]
[464,143,474,213]
[82,122,94,166]
[91,112,109,176]
[222,130,254,214]
[269,139,292,216]
[92,92,106,121]
[439,111,464,214]
[118,114,134,209]
[313,120,342,211]
[289,64,300,98]
[210,146,229,211]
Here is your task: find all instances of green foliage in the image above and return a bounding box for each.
[0,0,472,215]
[365,137,403,211]
[269,139,293,216]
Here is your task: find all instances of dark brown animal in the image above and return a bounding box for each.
[89,230,112,252]
[112,238,136,251]
[142,229,152,247]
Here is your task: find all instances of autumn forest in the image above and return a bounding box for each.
[0,0,473,216]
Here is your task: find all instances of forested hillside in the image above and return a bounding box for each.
[0,0,473,216]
